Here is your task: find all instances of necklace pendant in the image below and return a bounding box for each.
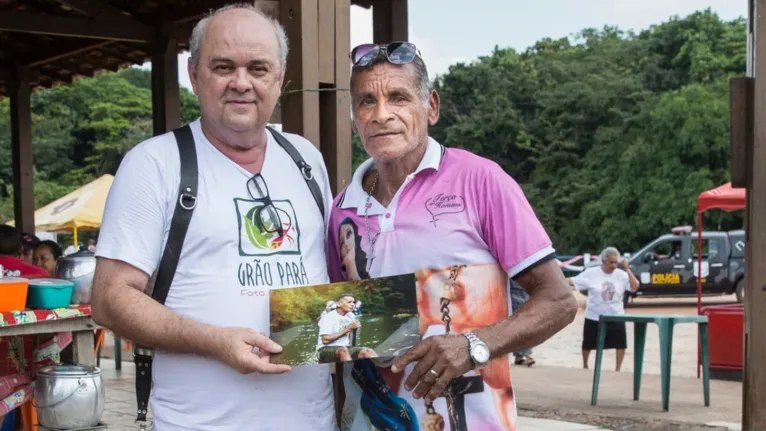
[420,411,445,431]
[438,279,459,301]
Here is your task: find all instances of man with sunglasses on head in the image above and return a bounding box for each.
[327,42,576,430]
[91,5,336,430]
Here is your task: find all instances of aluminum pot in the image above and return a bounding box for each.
[34,365,105,430]
[55,248,96,304]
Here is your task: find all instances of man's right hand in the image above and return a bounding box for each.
[348,320,361,330]
[214,327,291,375]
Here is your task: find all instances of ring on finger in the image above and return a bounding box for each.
[421,368,440,384]
[414,366,442,398]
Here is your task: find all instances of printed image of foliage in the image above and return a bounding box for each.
[270,274,417,330]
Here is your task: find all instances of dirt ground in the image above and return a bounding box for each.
[512,294,742,430]
[518,408,731,431]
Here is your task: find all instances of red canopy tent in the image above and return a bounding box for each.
[695,182,746,377]
[696,182,747,313]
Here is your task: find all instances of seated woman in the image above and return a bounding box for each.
[34,240,63,277]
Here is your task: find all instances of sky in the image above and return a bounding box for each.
[142,0,747,90]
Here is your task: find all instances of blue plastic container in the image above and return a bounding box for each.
[26,278,74,309]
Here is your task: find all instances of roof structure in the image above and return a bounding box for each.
[2,0,408,236]
[0,0,378,97]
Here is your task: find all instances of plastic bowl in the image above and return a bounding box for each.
[26,278,74,310]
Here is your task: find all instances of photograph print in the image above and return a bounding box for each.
[269,274,420,366]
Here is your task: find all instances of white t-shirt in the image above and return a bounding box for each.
[572,266,631,321]
[317,310,354,349]
[95,119,336,431]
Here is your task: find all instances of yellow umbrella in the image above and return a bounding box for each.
[7,174,114,245]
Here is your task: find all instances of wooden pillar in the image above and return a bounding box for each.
[152,21,181,135]
[281,0,320,148]
[318,0,352,194]
[9,67,35,233]
[372,0,408,44]
[743,0,766,428]
[255,1,283,125]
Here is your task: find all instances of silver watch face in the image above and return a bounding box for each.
[472,343,490,364]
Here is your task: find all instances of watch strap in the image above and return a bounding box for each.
[462,331,488,368]
[463,331,479,344]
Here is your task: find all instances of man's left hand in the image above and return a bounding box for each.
[391,334,474,403]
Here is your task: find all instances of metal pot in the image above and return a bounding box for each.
[34,365,105,430]
[55,248,96,304]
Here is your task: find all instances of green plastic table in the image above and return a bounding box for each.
[590,313,710,411]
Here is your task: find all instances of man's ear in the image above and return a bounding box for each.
[188,57,199,96]
[427,90,440,126]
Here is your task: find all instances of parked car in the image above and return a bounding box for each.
[586,226,746,306]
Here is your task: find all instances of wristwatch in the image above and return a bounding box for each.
[462,331,490,369]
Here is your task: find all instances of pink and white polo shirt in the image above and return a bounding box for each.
[327,136,555,431]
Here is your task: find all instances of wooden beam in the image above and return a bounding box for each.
[0,11,153,42]
[56,0,156,36]
[59,57,100,78]
[372,0,407,44]
[743,0,766,428]
[730,77,753,188]
[320,0,352,195]
[0,67,40,82]
[56,0,136,20]
[73,330,96,366]
[350,0,379,8]
[152,22,181,135]
[0,317,98,337]
[23,40,115,68]
[8,67,35,234]
[256,1,280,19]
[318,1,335,84]
[280,0,320,148]
[171,0,233,24]
[171,1,280,25]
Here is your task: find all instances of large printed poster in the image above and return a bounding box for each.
[270,263,518,431]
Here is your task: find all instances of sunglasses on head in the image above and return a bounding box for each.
[350,41,420,68]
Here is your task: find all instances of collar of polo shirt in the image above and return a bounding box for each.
[338,136,445,216]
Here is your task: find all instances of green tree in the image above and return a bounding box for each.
[431,9,745,253]
[0,68,201,226]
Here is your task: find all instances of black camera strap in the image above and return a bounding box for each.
[266,126,325,220]
[134,124,198,429]
[133,125,325,429]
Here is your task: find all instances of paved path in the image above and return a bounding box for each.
[96,359,609,431]
[95,354,740,430]
[513,363,741,428]
[95,295,740,429]
[517,417,610,430]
